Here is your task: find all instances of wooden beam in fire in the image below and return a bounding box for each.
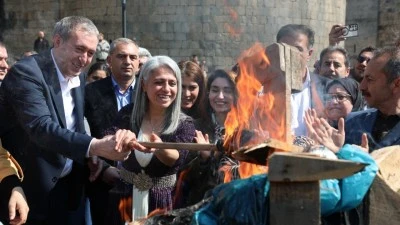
[265,42,303,144]
[230,43,304,165]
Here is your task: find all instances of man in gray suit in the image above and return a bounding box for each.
[345,46,400,151]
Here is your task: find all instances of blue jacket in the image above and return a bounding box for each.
[345,108,400,151]
[192,144,378,225]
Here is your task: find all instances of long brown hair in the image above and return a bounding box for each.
[178,60,207,120]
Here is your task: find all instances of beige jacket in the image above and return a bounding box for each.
[0,144,23,182]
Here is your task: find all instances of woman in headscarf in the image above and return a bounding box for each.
[324,77,363,127]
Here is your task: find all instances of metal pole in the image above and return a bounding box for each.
[122,0,126,38]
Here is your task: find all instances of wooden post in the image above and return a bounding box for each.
[268,152,366,225]
[270,181,320,225]
[264,43,303,145]
[231,43,304,164]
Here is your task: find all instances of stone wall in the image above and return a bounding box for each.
[345,0,400,57]
[2,0,346,69]
[344,0,379,56]
[377,0,400,47]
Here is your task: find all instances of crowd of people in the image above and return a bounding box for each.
[0,15,399,225]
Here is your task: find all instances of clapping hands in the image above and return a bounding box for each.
[304,109,345,153]
[194,130,211,159]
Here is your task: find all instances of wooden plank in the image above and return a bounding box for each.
[268,152,366,182]
[285,42,304,92]
[283,43,293,147]
[370,145,400,193]
[270,181,320,225]
[265,43,292,145]
[366,176,400,224]
[138,142,217,151]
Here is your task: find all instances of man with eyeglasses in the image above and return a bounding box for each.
[349,46,376,83]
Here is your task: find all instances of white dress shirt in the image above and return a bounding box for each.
[51,50,81,178]
[291,68,311,137]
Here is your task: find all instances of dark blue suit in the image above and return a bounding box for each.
[345,108,400,151]
[0,51,92,223]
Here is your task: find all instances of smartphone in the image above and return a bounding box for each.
[343,24,358,38]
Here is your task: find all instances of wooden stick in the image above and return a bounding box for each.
[138,142,217,151]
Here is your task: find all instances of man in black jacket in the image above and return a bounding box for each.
[85,37,139,225]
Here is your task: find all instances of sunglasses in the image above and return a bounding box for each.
[325,94,351,102]
[357,55,371,64]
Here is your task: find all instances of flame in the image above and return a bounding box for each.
[119,197,167,225]
[223,0,242,38]
[224,23,242,38]
[119,196,132,223]
[126,208,167,225]
[219,164,234,183]
[146,208,168,218]
[173,167,189,206]
[239,162,268,179]
[224,43,289,179]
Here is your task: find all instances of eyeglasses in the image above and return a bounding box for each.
[324,94,351,102]
[357,55,371,64]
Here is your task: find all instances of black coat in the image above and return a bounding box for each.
[85,76,137,138]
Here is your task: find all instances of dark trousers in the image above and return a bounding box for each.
[25,173,86,225]
[87,179,113,225]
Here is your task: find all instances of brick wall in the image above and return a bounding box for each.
[2,0,346,70]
